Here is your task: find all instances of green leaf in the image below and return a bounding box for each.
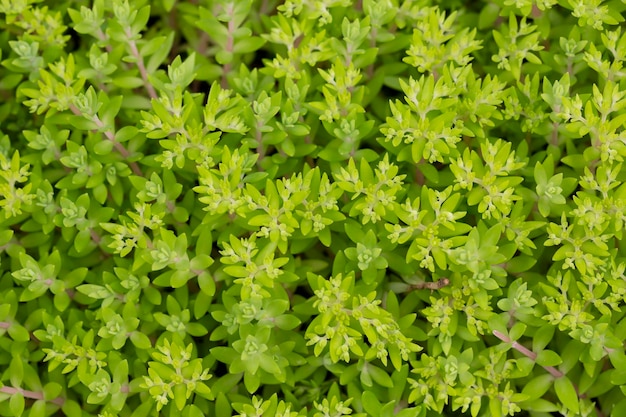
[367,365,394,388]
[174,384,187,411]
[147,32,175,73]
[61,400,82,416]
[554,377,579,414]
[519,398,559,413]
[361,391,381,415]
[42,382,63,401]
[9,393,24,416]
[9,357,23,387]
[532,325,555,352]
[488,397,504,417]
[396,408,421,417]
[7,324,30,342]
[130,332,152,349]
[243,371,261,393]
[115,126,139,142]
[113,76,145,89]
[360,367,373,387]
[509,322,526,341]
[215,393,233,417]
[186,323,208,337]
[274,315,301,330]
[30,400,48,417]
[611,369,626,386]
[478,2,500,29]
[521,374,554,400]
[233,37,266,54]
[611,399,626,417]
[184,404,206,417]
[536,350,562,367]
[211,347,237,364]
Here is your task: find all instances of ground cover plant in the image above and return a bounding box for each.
[1,0,626,416]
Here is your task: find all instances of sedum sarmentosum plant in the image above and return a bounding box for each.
[2,0,626,416]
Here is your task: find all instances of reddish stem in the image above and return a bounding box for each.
[493,330,564,378]
[69,105,143,176]
[221,17,236,88]
[126,35,158,100]
[0,386,64,407]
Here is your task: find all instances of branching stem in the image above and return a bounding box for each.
[69,105,143,176]
[493,330,563,378]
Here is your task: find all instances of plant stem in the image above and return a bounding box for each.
[492,330,563,378]
[69,105,143,176]
[0,386,65,407]
[221,18,236,89]
[126,35,158,100]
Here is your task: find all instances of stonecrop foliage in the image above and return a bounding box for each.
[2,0,626,416]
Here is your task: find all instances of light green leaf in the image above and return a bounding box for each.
[554,377,579,414]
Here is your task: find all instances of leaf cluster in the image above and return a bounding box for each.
[1,1,626,417]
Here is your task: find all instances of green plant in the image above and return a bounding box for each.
[1,0,626,416]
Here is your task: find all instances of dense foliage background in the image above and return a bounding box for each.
[1,0,626,416]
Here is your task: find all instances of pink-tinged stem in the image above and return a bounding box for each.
[493,330,564,378]
[69,105,143,176]
[126,35,158,100]
[221,18,236,88]
[0,386,64,407]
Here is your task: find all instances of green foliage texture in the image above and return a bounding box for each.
[1,0,626,416]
